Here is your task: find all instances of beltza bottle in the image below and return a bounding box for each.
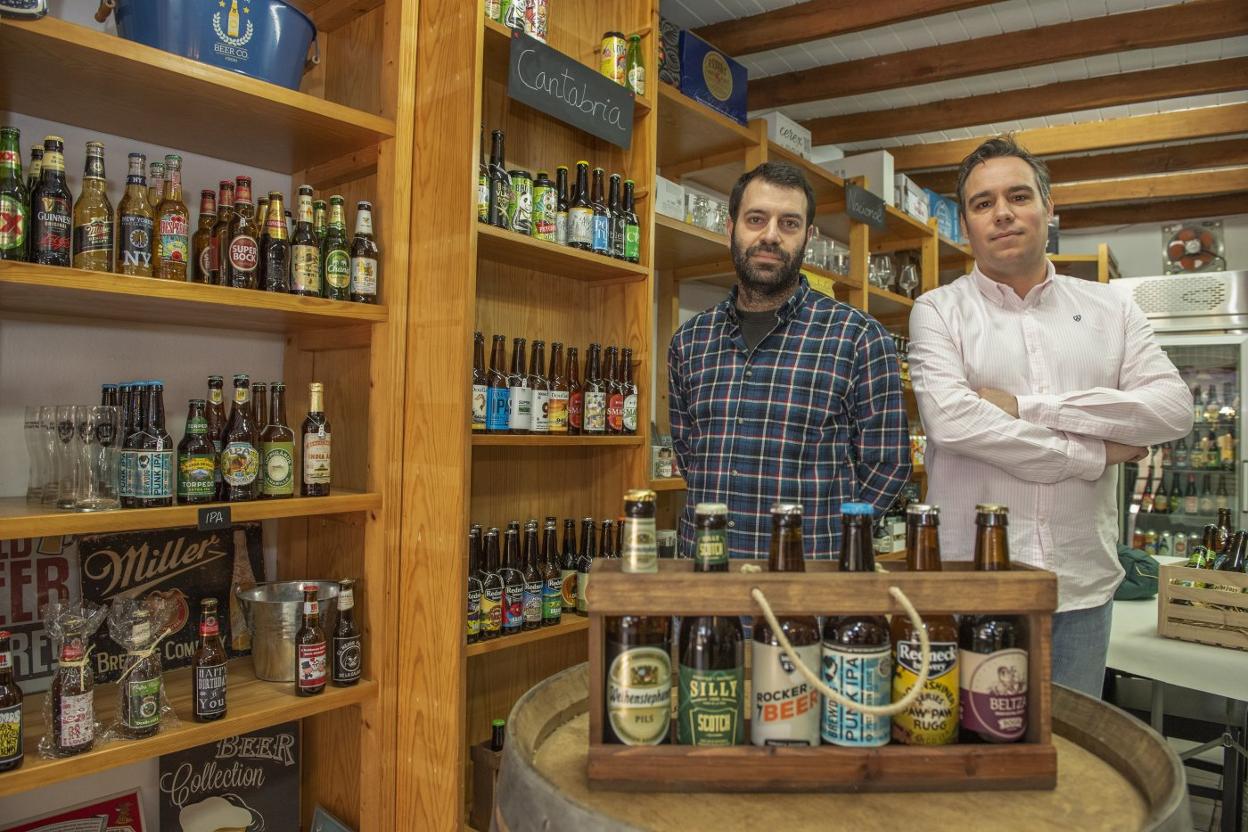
[332,579,362,686]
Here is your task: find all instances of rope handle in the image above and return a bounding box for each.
[116,627,176,684]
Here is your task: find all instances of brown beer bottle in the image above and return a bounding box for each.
[583,343,606,435]
[486,334,510,433]
[548,342,569,434]
[51,631,94,756]
[117,152,154,276]
[296,585,327,696]
[566,345,583,436]
[471,331,487,434]
[620,347,639,435]
[154,154,189,281]
[604,346,624,434]
[191,188,216,283]
[205,375,228,499]
[220,374,261,502]
[262,191,291,292]
[508,337,531,434]
[260,382,296,499]
[560,518,578,613]
[72,140,114,273]
[891,504,959,745]
[290,185,321,297]
[480,529,504,640]
[192,598,228,721]
[576,516,595,615]
[332,579,362,686]
[208,179,234,284]
[301,382,332,496]
[540,519,562,627]
[599,518,617,559]
[118,608,162,738]
[225,176,259,289]
[0,630,23,771]
[529,340,551,435]
[521,522,544,631]
[252,381,269,447]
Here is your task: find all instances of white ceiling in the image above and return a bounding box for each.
[661,0,1248,150]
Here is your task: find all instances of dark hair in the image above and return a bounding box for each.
[729,162,816,228]
[955,135,1052,213]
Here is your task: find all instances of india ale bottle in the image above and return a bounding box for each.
[583,343,606,435]
[220,374,261,502]
[226,176,259,289]
[192,598,228,721]
[296,585,327,696]
[323,195,351,300]
[891,504,959,745]
[472,331,488,433]
[547,342,570,434]
[0,127,26,262]
[960,504,1027,743]
[566,346,584,435]
[604,346,624,434]
[521,522,543,631]
[31,135,72,266]
[576,516,595,616]
[678,503,744,745]
[501,526,525,636]
[291,185,321,296]
[51,631,94,756]
[261,382,296,499]
[529,340,551,435]
[262,191,291,292]
[487,130,511,229]
[208,179,234,284]
[333,579,362,686]
[622,179,640,263]
[590,167,610,255]
[119,382,146,507]
[467,529,483,643]
[252,381,269,447]
[130,382,174,508]
[349,201,379,303]
[154,154,189,280]
[480,528,504,640]
[147,160,165,211]
[117,153,154,276]
[0,630,23,771]
[177,399,217,504]
[605,490,671,745]
[486,334,511,433]
[554,165,570,245]
[508,337,532,434]
[607,173,625,259]
[560,518,578,613]
[568,161,592,249]
[119,608,162,738]
[541,519,563,627]
[302,382,332,496]
[72,140,113,272]
[191,189,217,282]
[752,503,820,747]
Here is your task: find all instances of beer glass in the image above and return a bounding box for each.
[76,405,122,512]
[39,406,59,505]
[24,406,44,502]
[54,405,81,509]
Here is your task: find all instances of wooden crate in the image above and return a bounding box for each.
[585,559,1057,793]
[1157,563,1248,651]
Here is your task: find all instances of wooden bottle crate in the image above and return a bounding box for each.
[1157,563,1248,651]
[585,559,1057,793]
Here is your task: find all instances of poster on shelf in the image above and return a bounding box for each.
[1,789,145,832]
[158,722,300,832]
[0,534,81,694]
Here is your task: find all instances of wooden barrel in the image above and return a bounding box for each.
[492,663,1190,832]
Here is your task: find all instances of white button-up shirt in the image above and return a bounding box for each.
[909,263,1193,612]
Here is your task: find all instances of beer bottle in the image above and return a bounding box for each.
[545,341,569,434]
[1212,527,1245,573]
[619,348,639,435]
[822,503,891,747]
[119,382,146,507]
[262,191,291,292]
[607,173,625,260]
[560,518,579,613]
[541,520,563,627]
[192,598,228,721]
[259,383,296,499]
[678,503,745,745]
[486,334,511,433]
[154,154,189,280]
[204,376,228,499]
[1216,506,1234,557]
[119,608,162,738]
[604,490,671,744]
[51,630,94,756]
[568,161,593,250]
[521,522,544,631]
[350,201,379,303]
[566,346,584,435]
[323,195,351,301]
[30,136,73,266]
[472,331,488,433]
[1153,475,1170,514]
[116,153,154,276]
[590,167,610,256]
[576,516,595,616]
[208,179,234,284]
[529,340,551,435]
[501,526,525,636]
[626,33,645,95]
[23,143,40,260]
[600,518,618,559]
[467,530,484,644]
[129,382,174,507]
[302,382,332,496]
[477,124,489,224]
[191,189,216,282]
[177,399,217,504]
[290,185,321,296]
[622,179,641,264]
[891,504,959,745]
[147,160,165,212]
[555,165,570,246]
[295,585,327,696]
[226,176,259,289]
[487,129,511,229]
[605,346,624,434]
[333,579,362,686]
[220,374,261,502]
[583,343,606,435]
[256,195,270,257]
[252,381,269,447]
[508,336,532,434]
[313,198,328,247]
[0,127,28,262]
[480,528,504,640]
[960,504,1027,743]
[0,630,23,770]
[752,503,821,747]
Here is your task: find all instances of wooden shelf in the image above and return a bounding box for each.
[472,434,644,447]
[938,233,973,270]
[0,16,395,173]
[868,285,916,316]
[657,84,755,195]
[766,143,846,229]
[0,262,387,333]
[1051,246,1121,282]
[0,489,380,540]
[654,214,729,273]
[476,224,650,283]
[876,205,937,246]
[0,658,375,798]
[650,477,686,492]
[466,615,589,658]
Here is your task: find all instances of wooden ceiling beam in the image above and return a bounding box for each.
[1052,167,1248,208]
[884,103,1248,171]
[805,58,1248,145]
[1057,193,1248,229]
[749,0,1248,110]
[911,138,1248,195]
[692,0,997,58]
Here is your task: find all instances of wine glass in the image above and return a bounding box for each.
[898,264,920,298]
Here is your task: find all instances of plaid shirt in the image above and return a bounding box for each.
[668,276,912,559]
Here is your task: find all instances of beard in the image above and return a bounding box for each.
[730,230,805,299]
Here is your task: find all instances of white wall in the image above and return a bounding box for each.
[1060,212,1248,278]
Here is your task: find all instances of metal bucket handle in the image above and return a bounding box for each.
[304,34,320,74]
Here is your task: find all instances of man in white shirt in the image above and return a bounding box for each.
[908,136,1193,697]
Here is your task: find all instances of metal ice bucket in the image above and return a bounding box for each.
[235,580,339,682]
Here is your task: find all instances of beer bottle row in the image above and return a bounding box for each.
[0,129,380,303]
[603,492,1030,748]
[478,128,641,263]
[1182,516,1248,588]
[473,332,639,435]
[102,374,331,506]
[467,516,621,642]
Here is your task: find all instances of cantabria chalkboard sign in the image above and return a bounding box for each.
[508,30,634,149]
[845,183,887,232]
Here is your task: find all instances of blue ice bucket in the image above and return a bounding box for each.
[111,0,317,90]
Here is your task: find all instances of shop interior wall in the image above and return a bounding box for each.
[1061,212,1248,278]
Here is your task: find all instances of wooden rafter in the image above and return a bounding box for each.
[749,0,1248,110]
[1051,167,1248,208]
[1057,193,1248,229]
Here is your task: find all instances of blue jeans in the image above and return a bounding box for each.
[1050,599,1113,698]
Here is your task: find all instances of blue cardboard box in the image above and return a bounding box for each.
[926,188,960,242]
[678,29,748,125]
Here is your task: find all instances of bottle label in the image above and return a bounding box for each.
[178,453,217,500]
[628,64,646,95]
[303,434,332,485]
[291,244,321,293]
[560,568,578,608]
[555,210,568,246]
[467,581,482,637]
[297,641,327,690]
[622,516,658,573]
[508,384,532,431]
[325,250,350,289]
[478,178,490,221]
[351,256,378,296]
[677,663,744,746]
[262,441,295,496]
[584,392,606,432]
[71,215,113,259]
[159,213,189,264]
[220,442,259,486]
[472,383,488,429]
[486,387,511,431]
[0,702,21,766]
[891,639,959,745]
[0,194,27,252]
[548,390,569,432]
[569,206,593,245]
[482,586,503,633]
[195,664,227,717]
[119,449,136,498]
[606,645,672,745]
[568,391,584,430]
[333,634,362,683]
[543,576,562,621]
[607,393,624,432]
[503,574,524,629]
[58,690,94,747]
[35,194,72,259]
[623,393,638,431]
[751,641,820,746]
[576,569,589,613]
[134,450,175,499]
[821,641,891,746]
[126,676,163,729]
[523,579,543,624]
[696,527,728,568]
[229,235,259,273]
[531,389,551,433]
[959,647,1027,741]
[591,214,610,252]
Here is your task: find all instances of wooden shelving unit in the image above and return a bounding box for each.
[477,224,648,283]
[472,435,645,447]
[650,477,687,492]
[466,616,590,658]
[1051,244,1121,282]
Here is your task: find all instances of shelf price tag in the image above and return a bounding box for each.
[197,506,232,531]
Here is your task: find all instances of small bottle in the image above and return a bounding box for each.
[147,159,165,211]
[191,188,217,283]
[301,382,332,496]
[323,195,351,301]
[30,135,73,266]
[296,584,327,696]
[332,579,362,687]
[0,630,23,771]
[626,33,645,96]
[119,609,162,738]
[177,398,217,504]
[290,185,322,297]
[154,154,189,281]
[72,140,114,272]
[261,191,291,292]
[117,153,154,276]
[51,632,94,756]
[192,598,228,721]
[349,201,379,304]
[261,382,296,499]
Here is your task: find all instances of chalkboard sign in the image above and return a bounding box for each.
[198,505,231,531]
[845,183,887,232]
[508,31,634,149]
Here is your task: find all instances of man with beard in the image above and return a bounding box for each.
[667,162,911,559]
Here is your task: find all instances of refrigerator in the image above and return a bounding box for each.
[1110,270,1248,557]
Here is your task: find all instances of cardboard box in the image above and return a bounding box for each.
[678,30,749,125]
[926,188,960,241]
[822,150,894,203]
[893,174,929,223]
[762,110,811,160]
[655,175,685,220]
